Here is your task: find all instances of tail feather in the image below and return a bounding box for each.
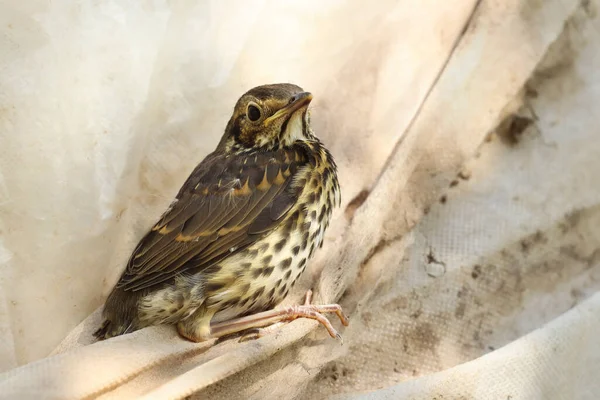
[93,320,111,340]
[94,287,144,340]
[93,318,137,340]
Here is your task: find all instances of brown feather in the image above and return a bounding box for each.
[116,148,305,291]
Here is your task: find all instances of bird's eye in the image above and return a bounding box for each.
[247,104,262,122]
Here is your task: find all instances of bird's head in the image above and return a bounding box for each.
[218,83,314,152]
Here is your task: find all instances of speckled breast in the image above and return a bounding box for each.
[207,141,340,322]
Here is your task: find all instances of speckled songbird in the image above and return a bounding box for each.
[94,83,348,342]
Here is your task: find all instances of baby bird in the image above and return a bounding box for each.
[94,83,347,342]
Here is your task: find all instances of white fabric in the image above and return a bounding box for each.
[1,0,598,399]
[339,293,600,400]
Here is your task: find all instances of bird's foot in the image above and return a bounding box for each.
[211,290,349,343]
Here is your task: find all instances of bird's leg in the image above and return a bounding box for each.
[303,289,312,305]
[209,290,349,342]
[236,290,317,342]
[235,322,287,342]
[176,305,216,342]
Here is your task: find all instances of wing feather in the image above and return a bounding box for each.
[116,148,306,291]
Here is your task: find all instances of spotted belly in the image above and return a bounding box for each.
[207,196,329,323]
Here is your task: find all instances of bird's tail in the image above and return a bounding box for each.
[93,287,143,340]
[93,318,136,340]
[93,319,113,339]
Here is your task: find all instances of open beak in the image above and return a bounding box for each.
[264,92,313,126]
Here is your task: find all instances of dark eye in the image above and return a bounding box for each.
[247,104,261,122]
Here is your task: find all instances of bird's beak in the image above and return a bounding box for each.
[264,92,313,126]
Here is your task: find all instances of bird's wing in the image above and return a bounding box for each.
[117,148,308,292]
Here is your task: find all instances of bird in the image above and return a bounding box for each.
[94,83,348,343]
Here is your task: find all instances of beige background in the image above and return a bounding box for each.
[0,0,598,399]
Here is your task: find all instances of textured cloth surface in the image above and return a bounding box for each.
[1,0,599,399]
